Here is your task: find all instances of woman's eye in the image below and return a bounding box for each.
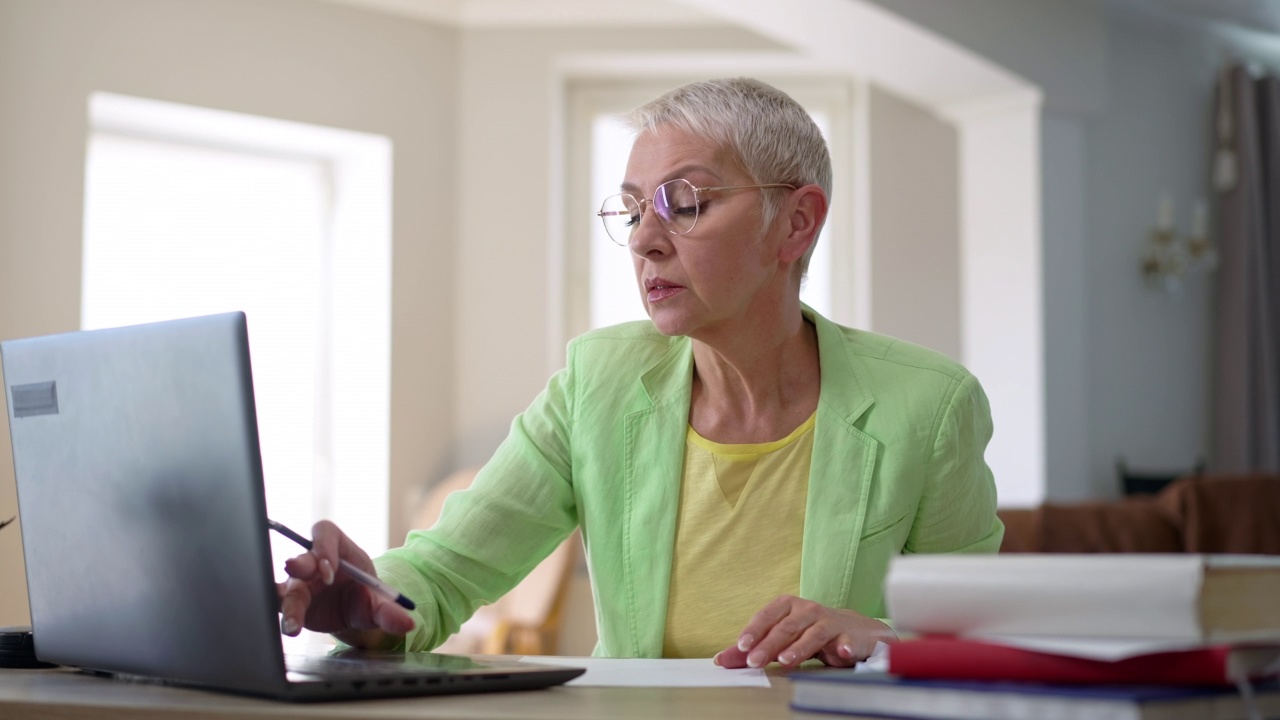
[623,212,641,228]
[671,204,700,217]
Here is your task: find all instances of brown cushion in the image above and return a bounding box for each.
[1155,474,1280,554]
[998,500,1181,553]
[996,508,1040,552]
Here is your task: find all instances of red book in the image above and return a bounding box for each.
[888,636,1280,687]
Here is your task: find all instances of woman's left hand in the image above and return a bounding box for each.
[713,595,897,668]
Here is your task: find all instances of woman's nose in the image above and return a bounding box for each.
[629,202,672,257]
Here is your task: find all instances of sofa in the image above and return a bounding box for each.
[997,474,1280,554]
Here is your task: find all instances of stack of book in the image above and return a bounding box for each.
[790,554,1280,719]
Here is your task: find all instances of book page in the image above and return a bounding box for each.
[966,635,1217,660]
[886,554,1205,638]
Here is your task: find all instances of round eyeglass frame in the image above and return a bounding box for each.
[596,178,797,246]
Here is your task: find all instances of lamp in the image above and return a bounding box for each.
[1142,195,1217,293]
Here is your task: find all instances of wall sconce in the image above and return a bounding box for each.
[1142,195,1217,293]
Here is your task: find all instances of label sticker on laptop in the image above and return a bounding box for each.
[10,381,58,418]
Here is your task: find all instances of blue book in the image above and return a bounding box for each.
[789,671,1280,720]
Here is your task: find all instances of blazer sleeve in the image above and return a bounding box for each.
[905,372,1004,554]
[373,363,580,652]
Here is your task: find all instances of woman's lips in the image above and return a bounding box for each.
[646,278,685,303]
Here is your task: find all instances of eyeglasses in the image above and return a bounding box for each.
[596,178,796,246]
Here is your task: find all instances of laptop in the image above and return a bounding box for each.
[1,312,584,701]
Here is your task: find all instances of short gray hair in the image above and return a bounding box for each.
[625,77,832,271]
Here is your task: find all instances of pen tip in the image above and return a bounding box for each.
[397,596,416,611]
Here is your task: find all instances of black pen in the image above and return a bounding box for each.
[268,519,416,611]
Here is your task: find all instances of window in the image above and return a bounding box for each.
[82,93,393,579]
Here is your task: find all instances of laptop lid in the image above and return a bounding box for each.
[1,313,582,700]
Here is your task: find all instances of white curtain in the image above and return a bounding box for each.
[1212,64,1280,472]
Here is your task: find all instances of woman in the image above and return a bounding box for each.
[279,77,1003,669]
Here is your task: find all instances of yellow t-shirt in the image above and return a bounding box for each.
[661,413,815,658]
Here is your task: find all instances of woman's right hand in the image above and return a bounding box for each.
[277,520,416,649]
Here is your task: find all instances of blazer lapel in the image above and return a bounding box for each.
[800,309,878,609]
[622,339,693,657]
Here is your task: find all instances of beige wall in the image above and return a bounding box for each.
[0,0,458,626]
[867,85,961,360]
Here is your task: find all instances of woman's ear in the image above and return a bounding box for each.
[778,185,828,265]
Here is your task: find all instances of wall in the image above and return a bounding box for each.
[866,0,1108,115]
[0,0,458,626]
[867,85,961,360]
[1080,6,1224,495]
[861,0,1280,499]
[1075,5,1280,496]
[1041,115,1091,500]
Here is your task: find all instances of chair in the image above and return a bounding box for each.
[414,468,579,655]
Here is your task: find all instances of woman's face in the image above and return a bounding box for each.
[624,126,788,340]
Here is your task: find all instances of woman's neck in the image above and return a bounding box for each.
[688,308,820,444]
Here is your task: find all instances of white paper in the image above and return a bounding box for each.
[516,656,770,687]
[853,641,891,672]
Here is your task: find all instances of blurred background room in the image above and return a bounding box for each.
[3,0,1279,655]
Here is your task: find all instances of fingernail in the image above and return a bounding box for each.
[747,652,765,668]
[713,652,722,666]
[779,651,796,665]
[282,617,299,636]
[320,559,335,585]
[839,643,854,658]
[737,634,754,652]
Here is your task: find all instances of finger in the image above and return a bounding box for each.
[746,605,818,668]
[278,578,313,637]
[328,582,415,638]
[713,645,750,669]
[736,595,799,653]
[811,633,860,668]
[284,552,320,581]
[309,520,345,585]
[310,521,378,586]
[777,622,839,667]
[313,520,376,569]
[370,597,417,636]
[814,622,896,667]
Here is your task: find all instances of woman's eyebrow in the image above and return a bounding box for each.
[619,165,724,194]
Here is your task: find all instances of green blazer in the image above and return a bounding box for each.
[376,307,1003,656]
